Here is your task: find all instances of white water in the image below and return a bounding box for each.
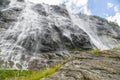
[0,0,69,69]
[69,14,109,50]
[0,0,44,69]
[0,0,119,69]
[68,13,119,50]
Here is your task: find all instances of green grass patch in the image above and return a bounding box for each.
[89,49,103,54]
[0,70,32,80]
[0,64,61,80]
[70,48,82,51]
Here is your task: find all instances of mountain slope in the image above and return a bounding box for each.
[0,0,120,69]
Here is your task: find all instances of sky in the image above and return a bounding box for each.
[28,0,120,26]
[88,0,120,17]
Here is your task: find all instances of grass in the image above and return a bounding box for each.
[0,70,32,80]
[89,49,103,54]
[0,64,62,80]
[70,48,82,51]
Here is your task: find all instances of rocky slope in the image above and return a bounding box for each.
[0,0,92,53]
[42,48,120,80]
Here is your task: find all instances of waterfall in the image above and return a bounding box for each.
[0,0,70,69]
[69,14,109,50]
[68,13,119,50]
[0,0,44,69]
[0,0,120,69]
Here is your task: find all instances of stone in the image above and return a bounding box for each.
[42,49,120,80]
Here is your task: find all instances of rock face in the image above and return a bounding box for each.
[0,2,92,53]
[88,15,120,44]
[0,0,120,53]
[0,0,10,10]
[0,0,120,69]
[71,14,120,50]
[42,48,120,80]
[0,1,92,69]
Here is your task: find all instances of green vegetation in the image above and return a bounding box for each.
[0,64,61,80]
[89,49,103,54]
[0,70,32,80]
[70,48,82,51]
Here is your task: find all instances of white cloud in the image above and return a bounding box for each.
[107,12,120,26]
[107,2,119,13]
[73,0,88,7]
[114,6,119,12]
[66,0,91,15]
[103,13,109,17]
[107,4,120,26]
[107,2,114,8]
[80,6,91,15]
[28,0,91,15]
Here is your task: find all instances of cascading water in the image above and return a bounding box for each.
[66,4,120,50]
[0,0,72,69]
[68,14,119,50]
[0,0,120,70]
[0,0,41,69]
[69,14,107,50]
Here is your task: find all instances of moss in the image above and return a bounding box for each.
[0,64,62,80]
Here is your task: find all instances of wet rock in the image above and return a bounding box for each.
[16,63,22,69]
[9,61,14,68]
[1,2,120,53]
[0,0,10,10]
[50,5,70,18]
[71,33,92,49]
[32,4,47,16]
[17,0,24,2]
[0,7,23,29]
